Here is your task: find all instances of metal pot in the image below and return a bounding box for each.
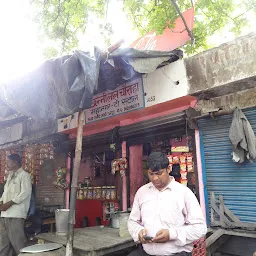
[110,211,130,229]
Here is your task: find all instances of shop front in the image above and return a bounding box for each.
[71,109,200,228]
[54,103,206,255]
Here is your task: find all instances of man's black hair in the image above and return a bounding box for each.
[7,154,22,168]
[146,152,169,172]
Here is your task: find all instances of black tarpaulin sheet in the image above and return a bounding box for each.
[0,47,182,121]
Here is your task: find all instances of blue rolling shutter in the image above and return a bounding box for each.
[198,107,256,223]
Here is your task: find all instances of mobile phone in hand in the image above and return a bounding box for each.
[143,235,153,240]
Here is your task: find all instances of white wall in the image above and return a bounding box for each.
[143,59,189,107]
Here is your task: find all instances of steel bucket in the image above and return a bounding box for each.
[55,209,69,236]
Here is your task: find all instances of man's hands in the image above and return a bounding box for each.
[0,201,14,212]
[138,229,170,244]
[152,229,170,243]
[138,229,152,244]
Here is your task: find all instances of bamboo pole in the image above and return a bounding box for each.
[65,111,84,256]
[65,39,124,256]
[101,39,124,58]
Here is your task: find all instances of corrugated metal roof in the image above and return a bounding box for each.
[199,107,256,223]
[119,111,186,138]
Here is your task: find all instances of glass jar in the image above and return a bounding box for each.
[84,177,91,187]
[78,189,84,200]
[101,186,107,199]
[110,186,117,200]
[95,187,102,199]
[87,187,93,199]
[106,186,111,200]
[83,188,88,200]
[92,187,97,199]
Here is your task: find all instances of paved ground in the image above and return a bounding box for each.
[19,246,136,256]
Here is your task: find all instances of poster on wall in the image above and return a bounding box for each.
[57,112,79,132]
[85,77,144,123]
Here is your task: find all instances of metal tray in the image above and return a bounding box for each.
[20,243,63,253]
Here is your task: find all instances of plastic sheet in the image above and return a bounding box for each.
[0,47,182,121]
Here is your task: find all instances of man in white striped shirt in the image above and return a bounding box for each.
[0,154,32,256]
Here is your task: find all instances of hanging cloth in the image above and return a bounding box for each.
[111,158,128,177]
[229,108,256,163]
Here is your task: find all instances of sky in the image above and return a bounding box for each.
[0,0,41,83]
[0,0,139,84]
[0,0,43,83]
[0,0,255,84]
[79,0,139,50]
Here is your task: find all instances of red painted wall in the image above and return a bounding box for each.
[129,145,144,206]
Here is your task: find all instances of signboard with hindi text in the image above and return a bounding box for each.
[85,77,144,123]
